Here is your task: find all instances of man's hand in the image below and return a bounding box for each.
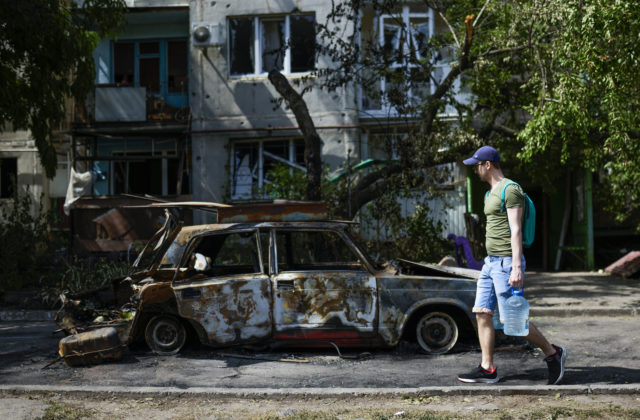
[509,265,523,289]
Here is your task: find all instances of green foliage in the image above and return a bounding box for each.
[310,0,640,229]
[58,257,129,293]
[358,196,453,263]
[0,0,125,179]
[0,188,129,306]
[0,188,61,292]
[261,157,453,262]
[259,164,307,200]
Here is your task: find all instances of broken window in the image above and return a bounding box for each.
[229,18,254,75]
[168,40,188,93]
[290,15,316,72]
[231,138,305,200]
[113,42,134,86]
[360,6,434,112]
[228,14,316,76]
[90,137,191,197]
[187,231,262,277]
[0,158,17,198]
[261,18,285,72]
[113,39,187,97]
[275,230,363,271]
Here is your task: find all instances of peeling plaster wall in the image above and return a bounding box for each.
[190,0,361,221]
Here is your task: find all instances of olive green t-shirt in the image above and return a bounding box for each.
[484,178,525,256]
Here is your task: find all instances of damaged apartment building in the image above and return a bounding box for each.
[188,0,468,228]
[58,0,470,254]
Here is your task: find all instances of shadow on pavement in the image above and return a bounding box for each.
[502,366,640,385]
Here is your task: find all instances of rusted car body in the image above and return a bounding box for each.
[56,204,480,359]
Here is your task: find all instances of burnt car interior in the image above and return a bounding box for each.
[275,229,365,272]
[181,231,264,278]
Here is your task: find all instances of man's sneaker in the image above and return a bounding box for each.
[545,344,567,385]
[457,365,499,383]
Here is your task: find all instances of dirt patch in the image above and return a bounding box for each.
[4,392,640,420]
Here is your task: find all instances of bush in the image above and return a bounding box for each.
[0,188,131,307]
[0,187,61,292]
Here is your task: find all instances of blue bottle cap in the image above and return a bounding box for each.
[513,289,523,296]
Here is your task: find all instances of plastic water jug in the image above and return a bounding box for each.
[503,289,529,336]
[493,306,504,330]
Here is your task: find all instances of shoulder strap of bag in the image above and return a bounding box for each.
[500,181,519,213]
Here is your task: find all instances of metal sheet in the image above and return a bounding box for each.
[217,202,328,223]
[272,272,377,336]
[174,276,272,345]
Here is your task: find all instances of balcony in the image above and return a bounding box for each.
[75,86,190,125]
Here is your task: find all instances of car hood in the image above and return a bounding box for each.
[393,258,480,280]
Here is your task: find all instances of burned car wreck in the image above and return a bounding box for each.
[56,202,479,365]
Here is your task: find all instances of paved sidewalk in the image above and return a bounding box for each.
[0,271,638,321]
[526,271,639,317]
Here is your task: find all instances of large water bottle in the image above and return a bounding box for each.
[493,306,504,330]
[503,289,529,336]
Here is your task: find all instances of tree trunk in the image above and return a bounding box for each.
[268,70,323,201]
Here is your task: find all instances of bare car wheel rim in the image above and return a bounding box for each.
[415,312,458,354]
[153,320,179,349]
[146,316,186,355]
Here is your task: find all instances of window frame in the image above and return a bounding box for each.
[111,38,189,106]
[230,137,306,200]
[176,228,265,281]
[273,228,367,274]
[227,14,316,78]
[359,6,442,115]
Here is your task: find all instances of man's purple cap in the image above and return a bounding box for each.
[463,145,500,165]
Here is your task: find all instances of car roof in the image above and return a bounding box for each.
[177,220,354,237]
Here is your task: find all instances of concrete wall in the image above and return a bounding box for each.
[189,0,361,222]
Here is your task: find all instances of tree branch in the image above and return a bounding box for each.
[268,70,323,201]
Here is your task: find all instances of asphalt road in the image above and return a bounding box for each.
[1,316,639,389]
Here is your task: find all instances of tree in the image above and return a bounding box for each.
[270,0,640,229]
[0,0,125,179]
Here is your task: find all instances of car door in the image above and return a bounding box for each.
[271,228,377,342]
[173,229,272,346]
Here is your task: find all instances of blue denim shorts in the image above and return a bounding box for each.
[473,255,526,315]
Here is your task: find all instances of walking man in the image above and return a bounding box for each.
[457,145,567,384]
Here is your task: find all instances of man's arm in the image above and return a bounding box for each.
[506,206,524,288]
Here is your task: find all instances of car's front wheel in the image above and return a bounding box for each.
[145,315,186,355]
[415,311,459,354]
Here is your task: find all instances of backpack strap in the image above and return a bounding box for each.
[500,181,520,213]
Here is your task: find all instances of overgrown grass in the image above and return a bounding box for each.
[38,402,95,420]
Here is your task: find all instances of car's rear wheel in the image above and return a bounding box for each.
[415,311,459,354]
[145,315,186,355]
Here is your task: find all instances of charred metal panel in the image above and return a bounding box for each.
[58,327,125,366]
[174,276,272,345]
[217,202,328,223]
[376,275,477,345]
[396,258,480,279]
[138,282,174,304]
[272,272,377,336]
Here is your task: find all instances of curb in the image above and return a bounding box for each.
[530,308,638,317]
[1,384,639,398]
[0,310,56,322]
